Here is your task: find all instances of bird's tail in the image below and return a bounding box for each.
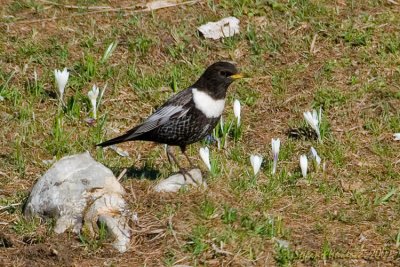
[96,132,135,147]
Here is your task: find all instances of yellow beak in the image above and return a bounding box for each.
[230,73,244,80]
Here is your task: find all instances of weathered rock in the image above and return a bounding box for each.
[154,168,206,193]
[24,151,131,253]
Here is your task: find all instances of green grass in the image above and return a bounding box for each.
[1,0,400,265]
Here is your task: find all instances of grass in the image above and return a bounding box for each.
[1,0,400,266]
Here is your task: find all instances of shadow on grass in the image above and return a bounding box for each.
[111,166,161,181]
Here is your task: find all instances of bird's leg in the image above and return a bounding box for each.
[166,146,192,182]
[179,145,199,185]
[166,145,182,169]
[180,145,195,169]
[166,145,175,166]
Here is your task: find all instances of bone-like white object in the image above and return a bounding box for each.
[198,17,240,40]
[24,151,131,253]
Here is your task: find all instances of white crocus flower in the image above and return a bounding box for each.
[271,138,280,175]
[310,147,321,167]
[300,154,308,178]
[101,41,118,63]
[54,68,69,103]
[88,85,100,119]
[250,155,263,176]
[199,147,211,171]
[303,109,321,142]
[233,99,241,125]
[394,133,400,141]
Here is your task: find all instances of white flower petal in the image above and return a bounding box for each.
[303,110,321,141]
[271,138,280,156]
[250,154,263,176]
[310,147,321,166]
[54,68,69,99]
[88,84,99,101]
[271,138,280,175]
[312,109,319,123]
[199,147,211,171]
[300,154,308,178]
[303,111,318,130]
[233,99,241,124]
[88,85,100,119]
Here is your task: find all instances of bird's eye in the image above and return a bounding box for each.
[220,71,232,77]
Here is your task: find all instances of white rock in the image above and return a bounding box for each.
[154,168,206,193]
[24,151,131,253]
[198,17,240,40]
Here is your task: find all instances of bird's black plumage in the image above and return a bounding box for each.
[97,61,242,169]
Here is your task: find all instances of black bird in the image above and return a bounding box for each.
[97,61,243,174]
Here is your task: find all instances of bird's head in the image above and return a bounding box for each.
[194,61,243,99]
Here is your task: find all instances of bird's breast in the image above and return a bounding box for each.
[192,88,225,118]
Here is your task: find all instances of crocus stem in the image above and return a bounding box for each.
[272,155,278,175]
[59,98,66,109]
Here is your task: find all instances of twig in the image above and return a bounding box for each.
[117,168,127,181]
[332,126,360,132]
[277,203,292,212]
[129,181,137,204]
[39,0,111,10]
[4,0,200,25]
[0,203,22,212]
[387,0,399,5]
[310,33,318,54]
[172,256,190,266]
[212,242,234,256]
[168,215,181,246]
[290,23,308,35]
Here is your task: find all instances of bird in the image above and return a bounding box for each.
[97,61,243,177]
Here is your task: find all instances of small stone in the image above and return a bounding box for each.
[154,168,206,193]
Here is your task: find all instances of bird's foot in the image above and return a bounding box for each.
[180,168,200,186]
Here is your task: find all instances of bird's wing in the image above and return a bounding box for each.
[125,88,193,137]
[134,105,189,134]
